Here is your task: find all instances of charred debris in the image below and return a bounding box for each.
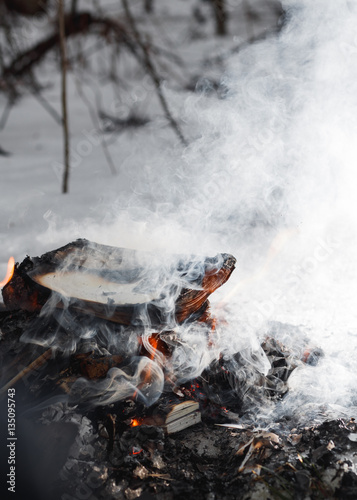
[0,239,356,499]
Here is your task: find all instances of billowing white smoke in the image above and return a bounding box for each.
[69,357,164,408]
[155,0,357,424]
[200,0,357,424]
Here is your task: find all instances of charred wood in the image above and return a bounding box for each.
[73,352,124,380]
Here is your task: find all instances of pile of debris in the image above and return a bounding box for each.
[0,240,356,499]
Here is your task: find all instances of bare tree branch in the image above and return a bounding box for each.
[74,74,117,176]
[29,85,64,126]
[58,0,70,194]
[211,0,227,36]
[144,0,154,14]
[121,0,188,147]
[2,13,136,81]
[0,349,52,395]
[71,0,78,17]
[0,98,12,130]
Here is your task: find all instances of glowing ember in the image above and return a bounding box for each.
[0,257,15,288]
[130,447,143,455]
[130,418,142,427]
[148,336,158,360]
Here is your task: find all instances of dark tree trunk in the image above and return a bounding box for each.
[211,0,227,36]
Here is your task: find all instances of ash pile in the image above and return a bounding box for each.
[0,240,356,500]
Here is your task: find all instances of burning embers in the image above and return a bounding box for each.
[0,239,322,435]
[0,239,238,426]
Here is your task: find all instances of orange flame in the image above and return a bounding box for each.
[143,336,159,382]
[131,447,143,455]
[148,336,158,360]
[130,418,142,427]
[0,257,15,288]
[132,336,160,401]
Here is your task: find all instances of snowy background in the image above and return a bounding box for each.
[0,0,281,266]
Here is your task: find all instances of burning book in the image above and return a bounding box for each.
[0,238,325,460]
[0,240,322,416]
[0,240,237,420]
[0,239,333,500]
[2,239,236,326]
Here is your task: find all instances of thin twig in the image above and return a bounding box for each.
[74,74,117,175]
[0,99,12,130]
[28,86,64,126]
[211,0,227,36]
[0,349,52,395]
[58,0,70,194]
[0,82,62,131]
[121,0,188,147]
[2,14,137,80]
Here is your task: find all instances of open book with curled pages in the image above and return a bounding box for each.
[2,239,236,327]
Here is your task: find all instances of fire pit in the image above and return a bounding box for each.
[0,240,356,499]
